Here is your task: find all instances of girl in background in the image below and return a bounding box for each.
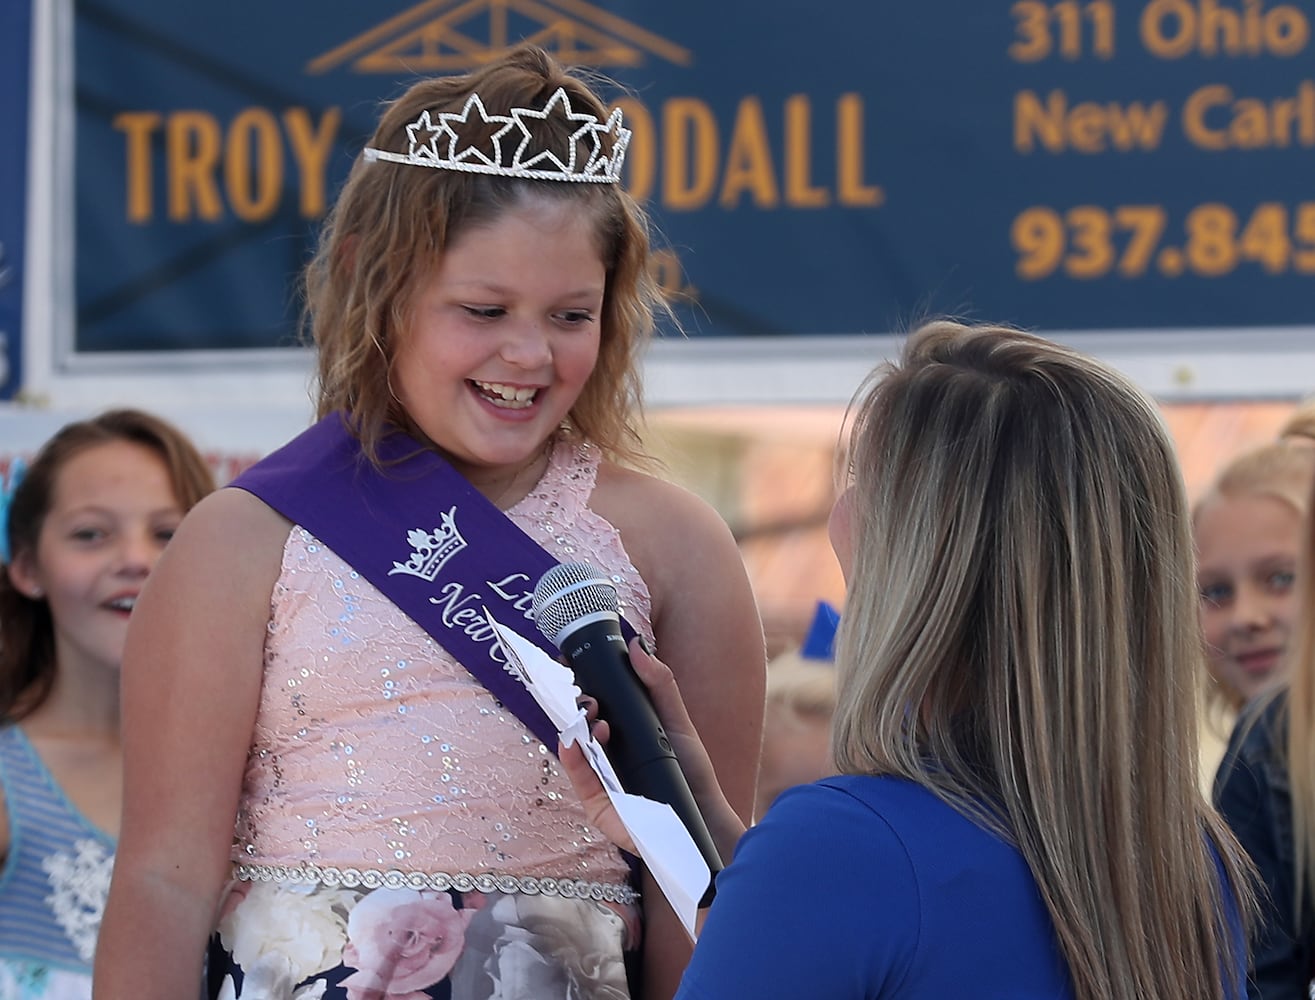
[1215,466,1315,1000]
[0,409,214,998]
[1193,441,1315,786]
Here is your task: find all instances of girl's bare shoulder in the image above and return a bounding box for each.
[589,462,742,591]
[176,485,291,567]
[592,461,732,534]
[139,485,292,621]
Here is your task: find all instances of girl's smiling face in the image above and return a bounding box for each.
[7,440,184,677]
[392,195,605,503]
[1195,492,1304,707]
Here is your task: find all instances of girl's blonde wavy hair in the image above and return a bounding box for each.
[304,44,664,467]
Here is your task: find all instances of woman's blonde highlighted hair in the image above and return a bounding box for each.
[831,320,1254,1000]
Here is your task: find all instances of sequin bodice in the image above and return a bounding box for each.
[233,437,650,888]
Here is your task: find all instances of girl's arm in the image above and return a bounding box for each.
[93,488,289,999]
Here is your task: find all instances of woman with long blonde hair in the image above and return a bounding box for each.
[568,320,1256,999]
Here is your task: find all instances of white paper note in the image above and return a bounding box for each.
[487,611,709,939]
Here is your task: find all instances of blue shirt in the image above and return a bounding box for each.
[677,773,1243,999]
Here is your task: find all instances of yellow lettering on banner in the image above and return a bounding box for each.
[1233,98,1271,145]
[111,97,886,223]
[226,108,282,221]
[663,98,719,210]
[1184,80,1315,148]
[1014,90,1168,152]
[784,96,829,208]
[719,97,779,208]
[1277,82,1315,145]
[1239,202,1290,271]
[284,107,340,218]
[1141,0,1310,58]
[114,108,339,222]
[114,112,162,223]
[1270,3,1311,52]
[167,112,223,221]
[1108,100,1171,148]
[1016,90,1065,151]
[1010,0,1117,61]
[837,94,882,206]
[1014,201,1315,279]
[1069,103,1110,149]
[615,98,655,202]
[1184,84,1231,147]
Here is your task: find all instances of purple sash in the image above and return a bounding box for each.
[232,413,578,750]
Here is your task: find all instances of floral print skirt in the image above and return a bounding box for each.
[206,879,637,1000]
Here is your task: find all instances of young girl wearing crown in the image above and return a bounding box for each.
[93,45,766,1000]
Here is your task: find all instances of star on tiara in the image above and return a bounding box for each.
[363,87,630,184]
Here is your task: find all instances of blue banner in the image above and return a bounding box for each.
[1,0,32,396]
[74,0,1315,354]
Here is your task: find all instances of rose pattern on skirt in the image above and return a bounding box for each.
[218,882,353,992]
[340,889,475,997]
[207,882,635,1000]
[447,894,629,1000]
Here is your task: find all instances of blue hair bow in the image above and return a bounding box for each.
[0,458,26,565]
[800,600,840,662]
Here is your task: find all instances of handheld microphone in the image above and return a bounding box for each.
[532,562,722,905]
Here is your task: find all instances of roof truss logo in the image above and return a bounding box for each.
[308,0,692,75]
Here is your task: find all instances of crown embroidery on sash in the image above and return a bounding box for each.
[389,506,468,580]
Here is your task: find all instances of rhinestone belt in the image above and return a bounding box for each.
[232,862,639,905]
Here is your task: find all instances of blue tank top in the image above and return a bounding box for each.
[0,724,115,996]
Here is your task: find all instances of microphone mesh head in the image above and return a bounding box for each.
[532,562,619,644]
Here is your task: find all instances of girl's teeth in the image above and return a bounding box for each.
[473,381,537,408]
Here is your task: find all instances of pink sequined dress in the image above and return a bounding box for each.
[207,436,652,1000]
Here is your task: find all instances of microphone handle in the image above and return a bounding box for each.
[561,618,723,905]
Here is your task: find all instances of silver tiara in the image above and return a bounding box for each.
[363,87,630,184]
